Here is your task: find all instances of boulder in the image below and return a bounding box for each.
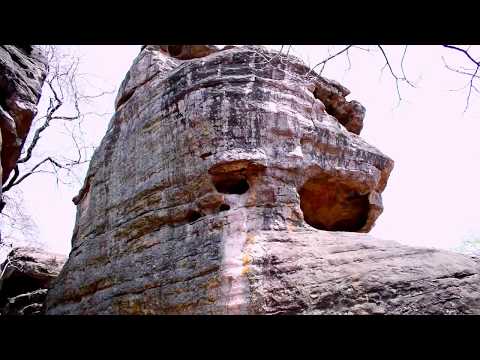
[45,45,480,314]
[1,247,66,315]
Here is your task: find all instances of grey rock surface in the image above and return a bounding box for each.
[0,247,66,315]
[246,230,480,314]
[46,45,480,314]
[2,289,48,315]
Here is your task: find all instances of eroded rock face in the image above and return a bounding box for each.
[0,247,66,315]
[46,45,480,314]
[245,230,480,314]
[0,45,48,214]
[312,77,365,135]
[0,45,48,184]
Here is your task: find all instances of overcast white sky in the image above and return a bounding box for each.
[5,45,480,257]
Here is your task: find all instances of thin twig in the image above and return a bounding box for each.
[306,45,353,76]
[377,45,415,104]
[3,157,65,192]
[443,45,480,66]
[442,56,480,79]
[400,46,416,87]
[442,45,480,111]
[464,64,480,112]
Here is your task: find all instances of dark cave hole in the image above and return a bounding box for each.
[219,203,230,212]
[16,45,33,54]
[9,51,31,70]
[0,273,46,306]
[299,177,369,232]
[186,210,203,223]
[212,174,250,195]
[200,152,213,160]
[167,45,183,57]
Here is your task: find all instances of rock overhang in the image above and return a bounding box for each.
[46,45,420,315]
[108,45,393,233]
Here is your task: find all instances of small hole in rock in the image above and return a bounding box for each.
[219,204,230,212]
[200,152,213,160]
[213,175,249,195]
[186,210,203,223]
[168,45,183,57]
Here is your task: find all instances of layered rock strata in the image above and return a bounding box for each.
[46,45,480,314]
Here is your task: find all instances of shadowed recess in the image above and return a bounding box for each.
[219,203,231,212]
[212,174,250,195]
[186,210,203,223]
[299,177,369,232]
[0,273,48,307]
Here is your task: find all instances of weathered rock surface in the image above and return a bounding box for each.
[0,247,66,315]
[0,45,48,184]
[0,45,48,215]
[140,45,220,58]
[245,230,480,314]
[312,77,365,135]
[46,45,480,314]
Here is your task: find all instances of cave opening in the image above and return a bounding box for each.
[0,273,46,307]
[219,203,231,212]
[167,45,183,57]
[299,177,369,232]
[212,174,250,195]
[186,210,203,223]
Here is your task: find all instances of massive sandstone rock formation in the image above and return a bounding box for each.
[46,45,480,314]
[0,247,66,315]
[0,45,48,214]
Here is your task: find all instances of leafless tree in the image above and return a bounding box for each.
[441,45,480,112]
[0,45,114,251]
[2,46,113,194]
[0,187,40,251]
[261,45,479,110]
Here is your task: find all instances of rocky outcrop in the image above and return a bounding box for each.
[46,45,480,314]
[245,230,480,314]
[312,77,365,135]
[0,247,66,315]
[0,45,48,213]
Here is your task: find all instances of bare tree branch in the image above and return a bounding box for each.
[252,46,285,67]
[2,157,65,192]
[375,45,418,105]
[0,187,40,249]
[377,45,405,103]
[442,56,480,79]
[2,45,112,198]
[345,47,352,73]
[400,46,416,88]
[464,64,479,112]
[443,45,480,67]
[2,166,19,193]
[442,45,480,111]
[306,45,353,76]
